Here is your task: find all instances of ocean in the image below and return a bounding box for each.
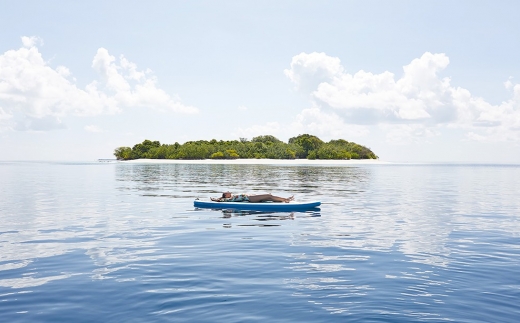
[1,161,519,322]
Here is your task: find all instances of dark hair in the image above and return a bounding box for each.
[222,192,231,198]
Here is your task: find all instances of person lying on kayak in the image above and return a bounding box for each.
[211,192,294,203]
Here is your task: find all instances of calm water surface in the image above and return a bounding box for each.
[1,161,519,322]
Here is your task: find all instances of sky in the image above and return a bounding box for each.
[1,0,520,162]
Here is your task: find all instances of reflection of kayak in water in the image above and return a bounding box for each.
[194,199,321,211]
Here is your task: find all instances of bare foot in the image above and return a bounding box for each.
[284,195,294,203]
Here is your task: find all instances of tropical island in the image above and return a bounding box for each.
[114,134,378,160]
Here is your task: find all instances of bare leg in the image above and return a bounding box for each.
[247,194,294,203]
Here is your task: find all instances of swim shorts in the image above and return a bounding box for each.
[226,194,250,202]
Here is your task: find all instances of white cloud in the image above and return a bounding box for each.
[0,107,13,131]
[285,51,520,143]
[21,36,43,48]
[90,48,197,114]
[84,125,103,133]
[0,36,198,132]
[0,107,10,120]
[55,66,71,78]
[284,52,343,92]
[235,106,369,142]
[14,116,66,131]
[291,107,369,139]
[381,124,440,145]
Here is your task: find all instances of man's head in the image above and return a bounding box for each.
[222,192,232,198]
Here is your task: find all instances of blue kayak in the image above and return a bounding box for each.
[194,199,321,211]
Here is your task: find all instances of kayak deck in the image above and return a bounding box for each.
[194,199,321,211]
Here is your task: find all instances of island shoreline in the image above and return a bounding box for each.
[121,158,390,165]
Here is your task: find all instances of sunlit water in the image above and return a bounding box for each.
[1,161,519,322]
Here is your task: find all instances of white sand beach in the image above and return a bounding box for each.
[122,158,391,165]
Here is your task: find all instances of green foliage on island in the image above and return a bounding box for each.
[113,134,378,161]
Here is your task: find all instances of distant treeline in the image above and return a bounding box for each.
[114,134,378,160]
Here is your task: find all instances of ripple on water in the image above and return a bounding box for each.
[0,163,520,322]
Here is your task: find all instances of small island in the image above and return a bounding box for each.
[114,134,378,160]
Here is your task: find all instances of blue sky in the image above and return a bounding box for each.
[1,1,519,162]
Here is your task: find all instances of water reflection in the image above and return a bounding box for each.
[282,165,520,318]
[2,162,520,304]
[115,163,372,200]
[220,209,294,219]
[214,208,322,227]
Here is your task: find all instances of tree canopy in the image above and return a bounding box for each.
[114,134,378,160]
